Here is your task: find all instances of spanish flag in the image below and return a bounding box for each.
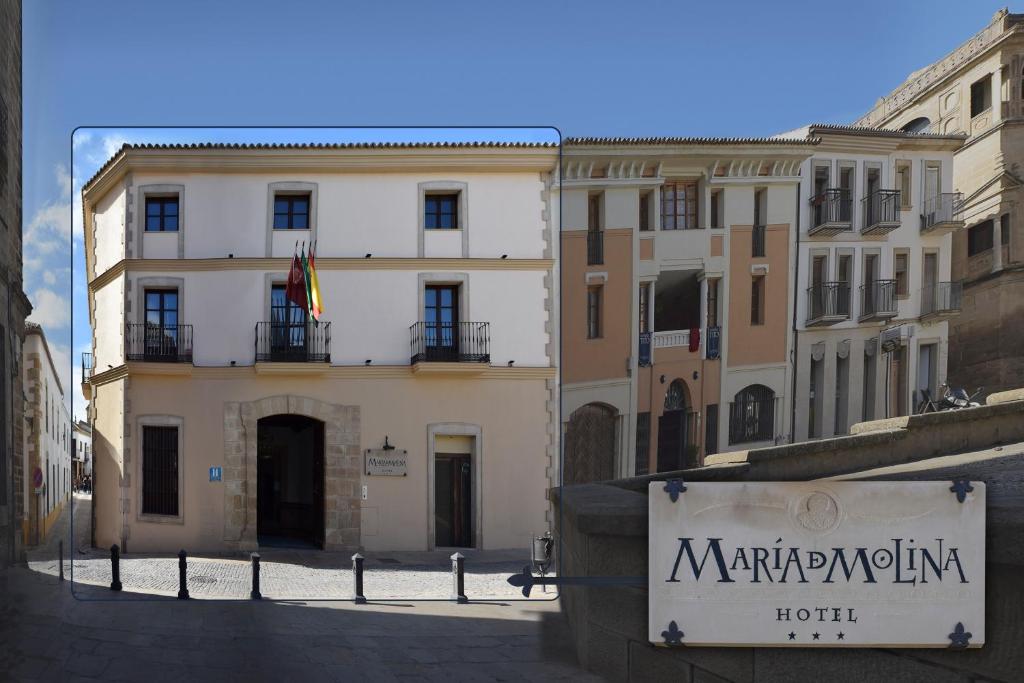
[306,242,323,322]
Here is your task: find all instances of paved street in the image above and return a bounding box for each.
[3,494,593,681]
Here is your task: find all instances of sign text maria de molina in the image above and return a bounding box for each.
[667,537,968,585]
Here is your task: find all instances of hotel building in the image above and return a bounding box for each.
[559,137,814,479]
[82,142,558,553]
[22,323,73,546]
[788,125,964,440]
[855,8,1024,395]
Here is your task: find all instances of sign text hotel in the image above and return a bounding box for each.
[648,482,985,647]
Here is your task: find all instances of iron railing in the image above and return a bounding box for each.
[255,321,331,362]
[410,321,490,364]
[587,230,604,265]
[921,193,965,231]
[862,189,901,232]
[125,324,193,363]
[706,326,721,360]
[860,280,898,318]
[81,352,93,380]
[752,225,766,258]
[921,281,963,317]
[728,390,776,445]
[806,282,850,323]
[810,189,852,231]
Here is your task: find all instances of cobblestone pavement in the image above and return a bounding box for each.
[27,494,558,601]
[0,566,595,682]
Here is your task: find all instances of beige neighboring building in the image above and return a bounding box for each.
[22,324,73,546]
[856,8,1024,395]
[559,137,814,479]
[82,142,558,554]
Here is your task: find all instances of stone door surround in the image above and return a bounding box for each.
[223,395,360,551]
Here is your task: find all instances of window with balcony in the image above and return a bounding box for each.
[145,197,179,232]
[895,161,912,208]
[967,220,994,256]
[894,250,909,297]
[425,193,459,230]
[273,193,310,230]
[970,76,991,117]
[128,289,192,362]
[661,181,698,230]
[587,285,602,339]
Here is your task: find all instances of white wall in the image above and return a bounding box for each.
[23,333,73,516]
[93,183,126,275]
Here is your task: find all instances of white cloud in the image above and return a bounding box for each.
[72,131,93,150]
[56,163,71,199]
[26,288,70,330]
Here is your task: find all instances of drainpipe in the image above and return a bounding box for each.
[789,181,801,445]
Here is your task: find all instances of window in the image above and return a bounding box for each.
[895,161,912,208]
[145,290,178,329]
[750,275,765,325]
[588,193,602,232]
[270,284,307,352]
[273,194,310,230]
[967,220,994,256]
[661,181,698,230]
[729,384,775,444]
[425,193,458,230]
[752,225,766,258]
[894,251,909,297]
[587,286,602,339]
[424,285,460,359]
[971,76,991,117]
[635,412,650,476]
[639,283,650,333]
[145,197,179,232]
[639,191,651,231]
[710,190,723,229]
[704,404,719,456]
[1001,213,1010,248]
[142,425,179,516]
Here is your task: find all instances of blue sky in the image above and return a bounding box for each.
[21,0,1009,419]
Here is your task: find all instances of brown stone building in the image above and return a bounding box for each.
[0,0,30,568]
[856,8,1024,395]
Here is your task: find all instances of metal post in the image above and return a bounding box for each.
[352,553,366,604]
[58,540,64,582]
[250,553,262,600]
[110,544,122,591]
[177,549,190,600]
[451,552,467,603]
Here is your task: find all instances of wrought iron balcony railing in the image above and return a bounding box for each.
[920,281,963,319]
[860,280,898,320]
[921,193,965,234]
[706,326,721,360]
[806,282,850,325]
[410,321,490,364]
[809,189,852,236]
[587,230,604,265]
[126,323,193,363]
[255,321,331,363]
[861,189,901,235]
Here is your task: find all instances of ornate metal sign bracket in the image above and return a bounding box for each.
[949,479,974,504]
[663,478,687,503]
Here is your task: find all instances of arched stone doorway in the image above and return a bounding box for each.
[564,403,617,484]
[256,414,324,548]
[223,395,360,551]
[657,379,698,472]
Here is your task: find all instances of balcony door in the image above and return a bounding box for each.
[270,284,307,360]
[425,285,459,361]
[144,289,178,360]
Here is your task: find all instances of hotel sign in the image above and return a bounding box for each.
[364,449,408,476]
[648,481,985,648]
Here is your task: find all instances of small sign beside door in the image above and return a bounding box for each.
[365,449,408,476]
[209,466,222,482]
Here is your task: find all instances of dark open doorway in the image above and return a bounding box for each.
[257,414,324,548]
[435,453,473,548]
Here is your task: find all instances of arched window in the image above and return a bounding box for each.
[664,379,687,412]
[729,384,776,444]
[900,117,932,134]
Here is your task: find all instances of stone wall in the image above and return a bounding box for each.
[555,395,1024,682]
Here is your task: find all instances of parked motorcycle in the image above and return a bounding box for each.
[917,383,983,413]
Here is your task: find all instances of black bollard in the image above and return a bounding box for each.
[177,549,190,600]
[451,552,468,603]
[250,552,262,600]
[58,540,64,582]
[110,544,122,591]
[352,553,366,604]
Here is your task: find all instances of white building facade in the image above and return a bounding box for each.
[83,142,558,554]
[22,324,73,545]
[792,126,965,440]
[73,420,92,484]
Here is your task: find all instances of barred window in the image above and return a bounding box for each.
[729,384,775,444]
[142,425,179,516]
